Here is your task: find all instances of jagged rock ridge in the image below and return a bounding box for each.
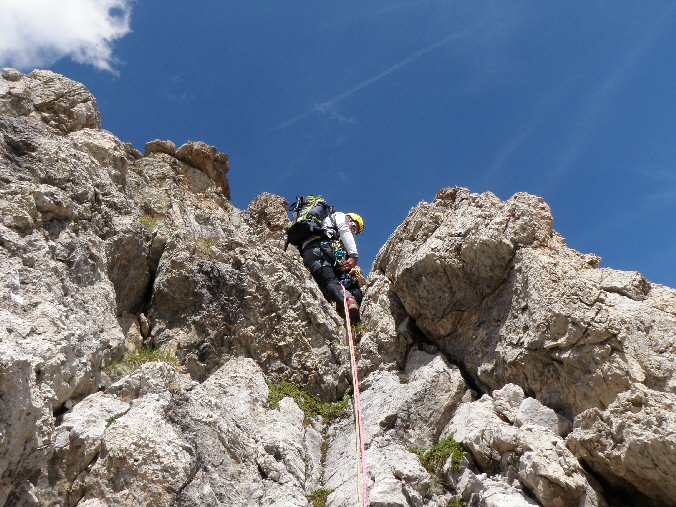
[1,69,674,507]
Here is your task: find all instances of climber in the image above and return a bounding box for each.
[287,196,365,323]
[303,210,365,323]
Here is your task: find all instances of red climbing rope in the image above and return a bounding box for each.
[342,286,369,507]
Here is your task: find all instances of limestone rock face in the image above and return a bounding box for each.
[35,359,322,506]
[175,140,230,199]
[0,70,347,504]
[2,70,675,507]
[455,468,539,507]
[444,388,605,507]
[147,235,349,397]
[325,350,468,506]
[0,115,129,503]
[1,68,101,133]
[372,186,676,506]
[566,384,676,504]
[247,192,289,242]
[356,271,416,375]
[144,139,176,156]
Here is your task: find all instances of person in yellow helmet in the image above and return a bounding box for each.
[299,209,365,322]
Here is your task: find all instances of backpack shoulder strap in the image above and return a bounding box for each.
[323,207,339,239]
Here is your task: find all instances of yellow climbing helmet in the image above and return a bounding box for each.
[347,212,364,235]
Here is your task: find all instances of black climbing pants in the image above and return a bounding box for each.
[301,240,362,305]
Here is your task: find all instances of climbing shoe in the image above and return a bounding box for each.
[346,296,360,323]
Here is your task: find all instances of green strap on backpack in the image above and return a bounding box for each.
[285,195,335,250]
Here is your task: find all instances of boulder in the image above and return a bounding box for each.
[456,469,539,507]
[358,271,416,375]
[1,68,101,133]
[247,192,289,242]
[444,393,606,507]
[325,350,468,506]
[144,139,177,157]
[175,141,230,198]
[35,359,322,506]
[567,384,676,506]
[373,186,676,505]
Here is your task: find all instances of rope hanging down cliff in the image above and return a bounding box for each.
[342,285,369,507]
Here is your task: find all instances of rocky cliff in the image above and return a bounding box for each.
[1,69,674,507]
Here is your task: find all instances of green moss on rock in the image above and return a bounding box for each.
[410,434,464,474]
[267,380,349,422]
[106,345,178,381]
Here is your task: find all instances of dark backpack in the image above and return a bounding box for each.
[285,195,335,249]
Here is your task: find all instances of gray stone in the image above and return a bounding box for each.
[2,67,24,81]
[444,394,606,507]
[36,392,130,505]
[567,385,676,506]
[2,70,674,507]
[358,271,415,376]
[515,397,572,436]
[247,192,289,241]
[325,350,467,506]
[373,185,676,505]
[175,140,230,199]
[493,383,525,424]
[144,139,177,156]
[456,469,538,507]
[0,69,101,133]
[32,359,324,506]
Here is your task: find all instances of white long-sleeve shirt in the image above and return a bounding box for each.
[326,211,358,258]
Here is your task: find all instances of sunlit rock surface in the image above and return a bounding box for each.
[1,69,674,507]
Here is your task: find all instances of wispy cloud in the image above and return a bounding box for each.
[576,183,676,248]
[0,0,132,73]
[317,0,430,32]
[274,24,482,131]
[481,115,541,187]
[544,7,675,190]
[641,167,676,208]
[160,74,190,102]
[321,106,357,126]
[480,79,573,187]
[647,187,676,206]
[639,166,676,183]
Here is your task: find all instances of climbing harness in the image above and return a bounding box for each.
[340,265,366,289]
[342,285,369,507]
[332,240,347,265]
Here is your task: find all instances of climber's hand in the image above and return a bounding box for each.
[342,257,357,272]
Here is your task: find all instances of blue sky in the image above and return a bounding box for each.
[2,1,675,287]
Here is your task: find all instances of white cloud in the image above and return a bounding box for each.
[0,0,132,72]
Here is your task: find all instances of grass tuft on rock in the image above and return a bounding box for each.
[138,214,161,230]
[267,380,349,422]
[106,345,178,381]
[306,488,332,507]
[352,322,366,339]
[447,497,468,507]
[410,434,464,475]
[195,237,219,258]
[104,409,130,428]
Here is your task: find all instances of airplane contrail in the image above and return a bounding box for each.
[274,24,483,131]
